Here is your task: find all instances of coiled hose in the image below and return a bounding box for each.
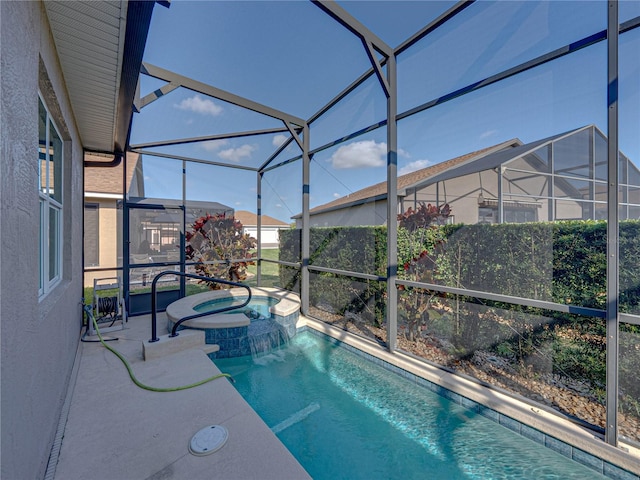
[83,303,233,392]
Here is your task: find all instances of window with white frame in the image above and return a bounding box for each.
[38,95,63,296]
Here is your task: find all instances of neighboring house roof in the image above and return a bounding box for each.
[235,210,289,228]
[84,153,140,196]
[296,125,624,220]
[127,198,234,215]
[293,138,522,219]
[85,153,234,215]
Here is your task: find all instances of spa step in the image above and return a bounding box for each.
[143,329,208,361]
[201,344,220,355]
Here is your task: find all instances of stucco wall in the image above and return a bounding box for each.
[84,197,121,287]
[244,226,287,248]
[1,2,84,479]
[301,200,388,228]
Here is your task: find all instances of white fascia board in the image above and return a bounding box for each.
[84,192,123,199]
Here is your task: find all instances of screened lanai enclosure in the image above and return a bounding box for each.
[84,1,640,451]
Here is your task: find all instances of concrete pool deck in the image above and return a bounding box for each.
[51,312,311,480]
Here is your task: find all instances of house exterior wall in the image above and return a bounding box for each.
[413,174,592,224]
[244,226,288,248]
[1,2,84,479]
[407,171,498,225]
[311,168,595,228]
[299,200,388,228]
[84,197,121,287]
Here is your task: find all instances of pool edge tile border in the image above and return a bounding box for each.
[297,318,640,480]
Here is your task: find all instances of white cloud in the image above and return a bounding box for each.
[333,193,341,198]
[272,134,288,147]
[200,139,228,152]
[480,129,498,139]
[398,159,432,176]
[398,148,411,158]
[175,95,223,116]
[218,144,256,162]
[330,140,387,169]
[275,203,282,208]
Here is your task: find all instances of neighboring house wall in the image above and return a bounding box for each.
[1,2,84,479]
[405,170,499,225]
[83,154,140,287]
[234,211,289,248]
[84,196,121,287]
[406,173,596,225]
[302,200,388,228]
[243,226,278,247]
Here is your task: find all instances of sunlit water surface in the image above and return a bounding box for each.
[216,331,606,480]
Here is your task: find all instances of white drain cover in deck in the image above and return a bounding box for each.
[189,425,228,456]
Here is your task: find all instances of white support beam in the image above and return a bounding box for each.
[312,1,393,99]
[363,39,390,98]
[312,0,393,58]
[285,122,304,151]
[136,81,180,111]
[141,62,307,128]
[130,127,289,150]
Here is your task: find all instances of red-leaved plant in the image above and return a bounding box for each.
[397,203,451,341]
[185,213,256,289]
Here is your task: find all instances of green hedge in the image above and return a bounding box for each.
[280,221,640,396]
[280,226,386,275]
[279,220,640,317]
[280,227,386,324]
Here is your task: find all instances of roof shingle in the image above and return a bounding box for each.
[234,210,289,227]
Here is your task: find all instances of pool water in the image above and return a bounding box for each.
[194,296,278,318]
[215,331,607,480]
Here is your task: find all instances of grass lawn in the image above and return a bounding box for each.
[83,249,283,305]
[247,248,280,287]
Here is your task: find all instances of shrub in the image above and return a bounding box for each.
[185,213,256,288]
[279,220,640,348]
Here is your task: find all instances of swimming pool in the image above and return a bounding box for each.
[216,330,608,480]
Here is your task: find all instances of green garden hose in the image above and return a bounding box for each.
[87,306,232,392]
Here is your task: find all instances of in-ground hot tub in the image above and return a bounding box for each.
[166,287,301,358]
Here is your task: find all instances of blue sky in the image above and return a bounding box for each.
[131,0,639,223]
